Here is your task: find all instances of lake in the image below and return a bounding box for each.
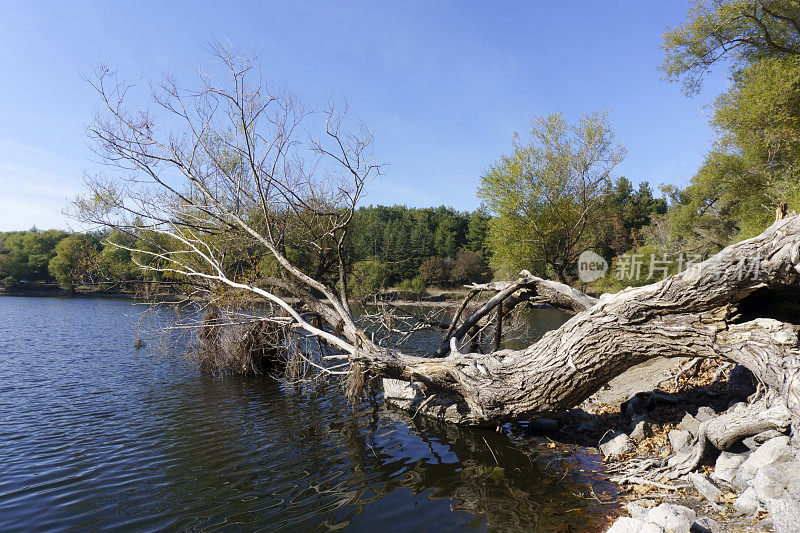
[0,296,618,532]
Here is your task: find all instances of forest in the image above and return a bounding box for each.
[0,177,665,295]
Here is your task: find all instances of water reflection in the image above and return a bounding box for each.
[0,297,616,532]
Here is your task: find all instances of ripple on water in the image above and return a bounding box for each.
[0,296,617,532]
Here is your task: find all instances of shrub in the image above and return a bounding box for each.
[450,249,490,283]
[418,256,448,285]
[350,260,388,297]
[398,276,427,296]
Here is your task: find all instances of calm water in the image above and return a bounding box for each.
[0,296,617,532]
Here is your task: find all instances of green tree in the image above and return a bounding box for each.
[350,260,388,297]
[592,177,667,260]
[477,111,625,282]
[661,1,800,249]
[661,0,800,95]
[48,233,102,290]
[466,210,490,254]
[0,229,69,281]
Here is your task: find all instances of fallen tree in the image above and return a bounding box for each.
[77,46,800,476]
[371,215,800,428]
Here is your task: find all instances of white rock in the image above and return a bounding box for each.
[734,487,760,515]
[606,517,663,533]
[767,495,800,533]
[680,413,700,435]
[625,502,648,520]
[737,436,792,483]
[780,461,800,496]
[668,429,692,451]
[689,472,722,503]
[645,503,696,533]
[695,406,716,422]
[711,451,746,484]
[599,431,635,459]
[630,417,653,442]
[753,465,787,502]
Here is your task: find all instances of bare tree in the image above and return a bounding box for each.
[77,44,800,479]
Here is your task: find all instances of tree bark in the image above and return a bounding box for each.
[359,215,800,427]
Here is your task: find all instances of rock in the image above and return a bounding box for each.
[576,418,602,434]
[734,487,760,515]
[639,522,664,533]
[738,436,792,483]
[553,409,579,426]
[780,461,800,496]
[727,401,748,413]
[691,517,721,533]
[680,413,701,436]
[689,472,722,503]
[626,502,648,520]
[754,517,774,532]
[630,416,653,442]
[530,417,559,432]
[712,451,746,484]
[695,406,716,422]
[645,503,696,533]
[623,394,649,420]
[753,465,787,502]
[669,429,692,451]
[767,495,800,533]
[743,429,786,450]
[599,430,635,459]
[607,517,663,533]
[668,446,697,469]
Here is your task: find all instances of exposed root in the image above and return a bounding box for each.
[673,358,703,388]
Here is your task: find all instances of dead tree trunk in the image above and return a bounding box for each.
[359,215,800,428]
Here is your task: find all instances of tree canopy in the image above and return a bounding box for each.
[477,111,626,282]
[659,0,800,254]
[661,0,800,95]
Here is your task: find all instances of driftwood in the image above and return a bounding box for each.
[356,215,800,431]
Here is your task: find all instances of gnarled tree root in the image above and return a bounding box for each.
[665,400,793,478]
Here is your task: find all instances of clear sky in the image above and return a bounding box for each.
[0,1,728,231]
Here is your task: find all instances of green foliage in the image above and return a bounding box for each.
[659,0,800,255]
[0,229,69,281]
[478,111,625,282]
[592,177,668,260]
[48,233,103,290]
[466,210,491,255]
[350,260,388,297]
[397,276,427,296]
[350,205,483,283]
[99,231,138,283]
[661,0,800,95]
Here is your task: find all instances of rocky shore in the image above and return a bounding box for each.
[523,357,800,532]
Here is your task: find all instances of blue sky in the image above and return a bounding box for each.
[0,1,727,231]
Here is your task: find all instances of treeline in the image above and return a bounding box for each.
[14,0,796,298]
[0,229,138,291]
[348,206,491,294]
[0,184,666,295]
[0,207,493,294]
